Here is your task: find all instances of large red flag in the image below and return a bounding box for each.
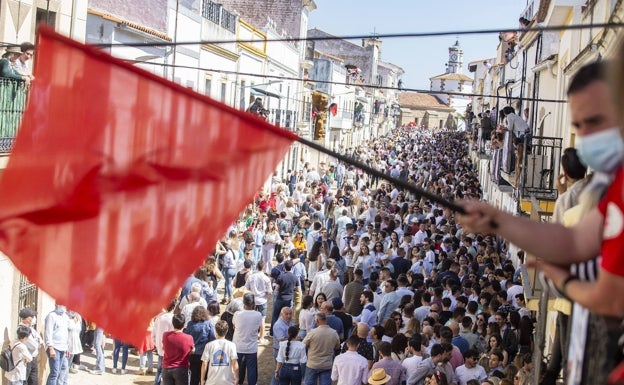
[0,27,297,345]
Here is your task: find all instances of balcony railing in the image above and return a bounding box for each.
[0,78,28,153]
[489,132,562,201]
[520,135,562,200]
[202,0,237,33]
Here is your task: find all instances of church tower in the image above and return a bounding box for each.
[446,40,463,74]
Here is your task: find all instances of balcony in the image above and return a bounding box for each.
[0,78,28,153]
[490,132,562,207]
[202,0,237,33]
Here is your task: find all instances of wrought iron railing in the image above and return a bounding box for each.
[202,0,237,33]
[0,78,27,153]
[520,135,562,200]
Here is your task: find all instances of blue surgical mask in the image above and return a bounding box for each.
[576,127,624,173]
[55,305,67,315]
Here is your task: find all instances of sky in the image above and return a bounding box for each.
[308,1,529,90]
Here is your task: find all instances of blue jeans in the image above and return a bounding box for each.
[303,367,331,385]
[140,350,154,369]
[271,298,292,334]
[161,367,189,385]
[94,328,105,371]
[154,355,163,385]
[279,363,303,385]
[223,267,236,299]
[237,352,258,385]
[113,339,129,369]
[46,348,68,385]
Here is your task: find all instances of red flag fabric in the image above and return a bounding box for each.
[0,27,297,345]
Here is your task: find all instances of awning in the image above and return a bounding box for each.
[251,83,285,99]
[356,96,369,103]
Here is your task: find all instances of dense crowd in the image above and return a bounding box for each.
[161,127,533,385]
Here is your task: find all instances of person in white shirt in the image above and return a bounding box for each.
[4,326,33,385]
[454,349,487,385]
[245,260,272,344]
[233,294,264,385]
[44,305,70,385]
[152,301,176,385]
[275,326,307,385]
[200,320,238,385]
[331,335,368,385]
[402,335,424,381]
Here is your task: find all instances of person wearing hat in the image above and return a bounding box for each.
[1,46,31,84]
[369,342,406,385]
[18,308,42,385]
[368,368,392,385]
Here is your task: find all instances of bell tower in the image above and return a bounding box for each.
[447,40,463,74]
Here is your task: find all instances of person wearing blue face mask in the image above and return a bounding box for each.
[456,58,624,319]
[44,305,71,385]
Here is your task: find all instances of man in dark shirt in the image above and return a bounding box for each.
[340,322,374,369]
[331,298,353,342]
[271,259,299,335]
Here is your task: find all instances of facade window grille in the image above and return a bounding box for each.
[202,0,221,24]
[18,274,38,323]
[220,9,236,33]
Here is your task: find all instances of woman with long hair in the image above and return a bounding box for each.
[390,310,404,334]
[262,220,283,273]
[313,292,327,313]
[292,230,307,258]
[481,332,508,368]
[328,245,347,284]
[297,295,315,339]
[354,244,373,285]
[275,326,307,385]
[390,333,408,362]
[382,318,398,342]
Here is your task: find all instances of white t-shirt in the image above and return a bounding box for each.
[232,310,263,354]
[201,338,237,384]
[402,355,423,380]
[455,364,487,385]
[4,342,32,382]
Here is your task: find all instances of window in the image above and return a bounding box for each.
[18,275,37,324]
[220,9,236,33]
[36,7,56,28]
[205,77,212,96]
[202,0,221,24]
[220,82,227,102]
[302,97,311,122]
[239,81,246,109]
[274,109,282,126]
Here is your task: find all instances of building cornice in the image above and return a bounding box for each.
[87,8,172,41]
[201,44,239,62]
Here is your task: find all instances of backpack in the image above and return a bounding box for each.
[0,342,19,372]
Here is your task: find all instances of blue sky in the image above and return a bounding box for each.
[308,1,528,90]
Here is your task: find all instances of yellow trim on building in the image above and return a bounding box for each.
[88,8,172,41]
[519,199,555,215]
[201,44,240,61]
[238,19,266,57]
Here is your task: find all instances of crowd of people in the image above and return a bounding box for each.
[152,126,535,385]
[4,39,624,385]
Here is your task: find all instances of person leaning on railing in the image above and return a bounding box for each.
[0,46,31,85]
